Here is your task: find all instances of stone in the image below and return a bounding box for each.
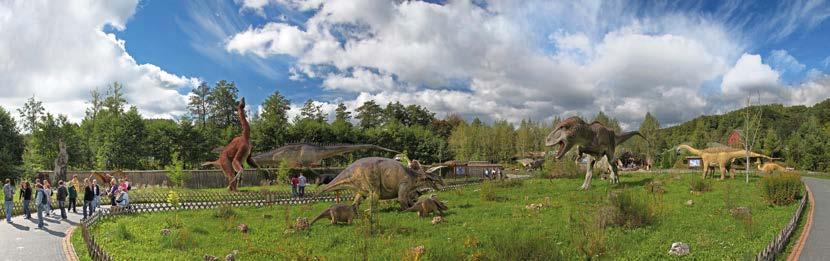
[294,217,309,230]
[225,250,238,261]
[431,216,444,225]
[237,224,248,233]
[668,242,690,256]
[525,203,544,210]
[203,255,219,261]
[685,200,694,206]
[160,228,171,237]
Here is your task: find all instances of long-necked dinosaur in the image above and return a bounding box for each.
[252,143,399,168]
[202,98,258,191]
[676,144,771,180]
[545,117,644,190]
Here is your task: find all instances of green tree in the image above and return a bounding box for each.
[638,112,661,161]
[16,94,45,133]
[254,90,291,151]
[761,129,781,157]
[207,80,239,129]
[298,99,325,122]
[165,151,188,187]
[276,160,291,184]
[0,107,24,180]
[334,102,351,124]
[188,82,211,128]
[355,100,384,129]
[383,101,407,125]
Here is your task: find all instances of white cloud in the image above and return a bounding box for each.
[226,23,312,57]
[721,54,780,98]
[768,50,806,75]
[0,0,199,122]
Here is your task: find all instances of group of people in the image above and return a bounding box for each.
[289,173,307,197]
[483,168,503,180]
[2,174,131,229]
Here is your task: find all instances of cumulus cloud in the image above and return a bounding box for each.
[0,0,199,122]
[226,0,830,129]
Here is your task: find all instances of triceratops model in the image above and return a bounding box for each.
[405,195,448,217]
[316,157,444,210]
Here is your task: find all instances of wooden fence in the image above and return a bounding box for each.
[77,178,488,260]
[755,183,809,261]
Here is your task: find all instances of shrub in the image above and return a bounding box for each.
[689,178,711,193]
[214,204,236,219]
[171,229,196,250]
[479,181,499,201]
[115,222,133,240]
[760,173,802,206]
[605,190,654,228]
[485,227,562,260]
[544,158,581,179]
[165,151,188,188]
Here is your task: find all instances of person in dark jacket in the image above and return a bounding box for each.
[68,181,77,213]
[57,181,68,219]
[83,178,94,220]
[108,179,118,206]
[20,181,32,219]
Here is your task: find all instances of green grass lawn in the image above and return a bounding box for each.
[75,172,798,260]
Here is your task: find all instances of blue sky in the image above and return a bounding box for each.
[2,0,830,129]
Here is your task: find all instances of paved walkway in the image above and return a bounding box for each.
[800,177,829,261]
[0,206,88,261]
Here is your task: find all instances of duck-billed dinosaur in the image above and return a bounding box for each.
[545,117,644,190]
[676,144,771,180]
[202,98,258,191]
[251,143,399,168]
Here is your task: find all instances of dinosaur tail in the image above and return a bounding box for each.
[616,131,645,145]
[404,204,419,212]
[201,160,219,168]
[315,175,352,196]
[309,209,330,226]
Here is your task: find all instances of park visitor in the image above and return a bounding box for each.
[298,173,307,197]
[82,178,94,220]
[116,188,129,208]
[20,181,32,219]
[34,183,45,229]
[290,175,299,197]
[91,179,101,211]
[124,175,131,191]
[119,178,128,192]
[4,179,13,223]
[68,179,77,213]
[44,180,53,216]
[57,180,68,219]
[108,179,118,206]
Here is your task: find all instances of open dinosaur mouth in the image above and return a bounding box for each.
[555,140,567,159]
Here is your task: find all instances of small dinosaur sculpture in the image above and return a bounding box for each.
[316,157,445,210]
[405,195,448,217]
[202,98,259,191]
[310,204,357,226]
[756,161,788,174]
[517,158,544,171]
[676,144,771,179]
[545,117,644,190]
[252,143,399,168]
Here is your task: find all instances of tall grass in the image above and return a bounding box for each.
[760,173,802,206]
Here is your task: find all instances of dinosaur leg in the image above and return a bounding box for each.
[701,161,709,179]
[580,157,594,190]
[398,184,414,210]
[351,193,364,209]
[219,161,236,191]
[231,152,247,191]
[607,153,620,184]
[719,161,726,180]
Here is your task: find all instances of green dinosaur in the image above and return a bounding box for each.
[251,143,399,168]
[545,117,644,190]
[316,157,445,210]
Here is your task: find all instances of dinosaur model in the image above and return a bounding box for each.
[252,143,399,168]
[202,98,259,191]
[405,195,448,217]
[676,144,770,179]
[756,161,788,174]
[316,157,445,210]
[54,139,68,183]
[517,158,545,171]
[310,204,357,226]
[545,117,644,190]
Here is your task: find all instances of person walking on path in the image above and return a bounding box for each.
[44,180,53,216]
[82,178,94,220]
[108,179,118,206]
[34,183,46,229]
[20,181,32,219]
[298,173,307,197]
[68,179,77,213]
[4,179,13,223]
[56,181,68,220]
[91,179,101,211]
[290,175,299,197]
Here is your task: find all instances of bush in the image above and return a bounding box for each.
[214,204,236,219]
[760,173,802,206]
[605,190,654,228]
[479,181,499,201]
[165,151,188,188]
[689,178,711,193]
[544,158,581,179]
[115,222,133,240]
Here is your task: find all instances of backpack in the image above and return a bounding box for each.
[39,190,47,205]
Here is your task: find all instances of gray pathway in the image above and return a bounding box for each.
[800,177,830,261]
[0,206,87,261]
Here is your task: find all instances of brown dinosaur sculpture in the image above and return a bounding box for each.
[517,158,544,171]
[252,143,399,168]
[756,161,788,174]
[310,204,357,226]
[54,139,68,183]
[676,144,771,179]
[405,195,448,217]
[316,157,444,210]
[202,98,258,191]
[545,117,644,190]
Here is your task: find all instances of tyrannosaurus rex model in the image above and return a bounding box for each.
[202,98,258,191]
[251,143,399,168]
[545,117,644,190]
[316,157,444,210]
[676,144,770,180]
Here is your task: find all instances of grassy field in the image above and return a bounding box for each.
[74,172,798,260]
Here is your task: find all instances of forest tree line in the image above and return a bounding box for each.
[1,81,829,180]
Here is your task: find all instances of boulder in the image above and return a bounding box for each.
[160,228,171,237]
[225,250,238,261]
[668,242,690,256]
[685,200,694,206]
[431,216,444,225]
[294,217,309,230]
[237,224,248,233]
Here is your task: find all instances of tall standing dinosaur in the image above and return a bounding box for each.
[676,144,771,180]
[54,139,68,183]
[545,117,644,190]
[251,143,399,168]
[202,98,258,191]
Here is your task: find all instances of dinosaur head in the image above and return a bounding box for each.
[545,117,587,159]
[418,167,445,190]
[237,97,246,110]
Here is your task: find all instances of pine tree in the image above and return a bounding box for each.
[355,100,383,128]
[188,82,211,128]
